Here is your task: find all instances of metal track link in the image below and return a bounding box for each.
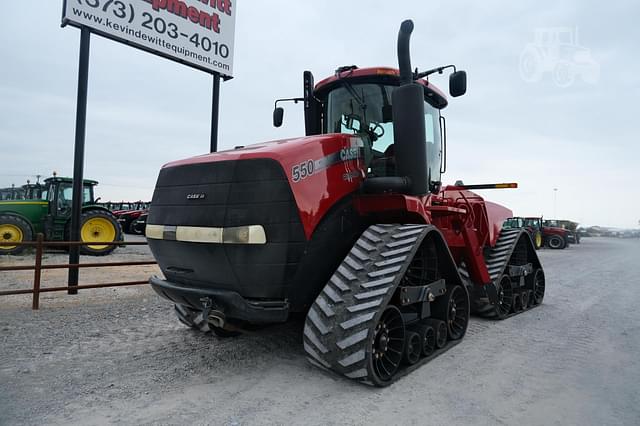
[303,223,458,386]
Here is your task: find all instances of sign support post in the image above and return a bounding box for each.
[210,73,220,153]
[68,27,91,293]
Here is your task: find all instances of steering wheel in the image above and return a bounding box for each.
[369,122,385,139]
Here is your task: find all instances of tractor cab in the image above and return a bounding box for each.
[274,63,466,196]
[41,177,98,218]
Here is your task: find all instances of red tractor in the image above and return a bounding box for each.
[503,217,544,249]
[146,21,545,386]
[525,217,570,249]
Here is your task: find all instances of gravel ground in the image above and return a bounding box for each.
[1,237,639,425]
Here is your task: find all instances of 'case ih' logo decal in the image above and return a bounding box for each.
[291,139,365,183]
[186,193,206,200]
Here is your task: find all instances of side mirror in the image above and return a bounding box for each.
[273,107,284,127]
[449,70,467,97]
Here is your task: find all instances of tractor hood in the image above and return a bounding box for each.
[161,134,367,238]
[164,134,362,169]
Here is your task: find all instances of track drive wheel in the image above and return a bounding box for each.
[0,215,32,255]
[531,268,545,305]
[370,305,405,383]
[494,275,514,319]
[432,284,469,340]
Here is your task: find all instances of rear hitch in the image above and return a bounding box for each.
[193,297,226,332]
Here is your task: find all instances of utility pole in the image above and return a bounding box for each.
[553,188,558,218]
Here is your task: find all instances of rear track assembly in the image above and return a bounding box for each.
[461,228,545,319]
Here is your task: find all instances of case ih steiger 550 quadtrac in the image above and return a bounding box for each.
[146,21,545,386]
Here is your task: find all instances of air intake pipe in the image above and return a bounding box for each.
[392,20,429,195]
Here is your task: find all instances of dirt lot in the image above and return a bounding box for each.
[1,238,639,425]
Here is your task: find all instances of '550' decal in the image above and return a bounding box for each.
[291,160,315,182]
[291,146,364,183]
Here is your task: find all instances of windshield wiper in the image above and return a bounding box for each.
[339,78,367,116]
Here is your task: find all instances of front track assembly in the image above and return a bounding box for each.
[303,224,469,387]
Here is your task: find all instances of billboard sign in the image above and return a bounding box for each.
[62,0,236,77]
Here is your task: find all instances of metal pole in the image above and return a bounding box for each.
[68,27,91,294]
[553,188,558,218]
[210,73,220,153]
[32,234,43,310]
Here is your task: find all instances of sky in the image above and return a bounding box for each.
[1,1,639,228]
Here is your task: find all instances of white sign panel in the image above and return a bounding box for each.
[62,0,236,77]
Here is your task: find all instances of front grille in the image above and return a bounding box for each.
[147,158,306,299]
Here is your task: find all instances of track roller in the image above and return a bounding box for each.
[432,284,469,340]
[425,319,447,348]
[402,331,422,365]
[411,324,436,357]
[521,290,529,309]
[513,290,523,312]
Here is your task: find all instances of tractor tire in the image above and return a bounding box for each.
[78,210,122,256]
[519,45,544,83]
[547,235,565,250]
[532,230,543,250]
[174,304,241,337]
[129,219,144,235]
[553,60,575,88]
[0,215,33,255]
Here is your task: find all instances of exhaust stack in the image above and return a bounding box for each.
[392,20,429,195]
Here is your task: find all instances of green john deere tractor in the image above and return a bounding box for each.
[0,177,122,255]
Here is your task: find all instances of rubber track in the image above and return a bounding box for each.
[460,228,542,318]
[303,224,455,386]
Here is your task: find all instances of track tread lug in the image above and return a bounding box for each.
[354,287,391,300]
[315,296,336,318]
[307,307,330,335]
[304,324,329,354]
[374,256,407,267]
[338,349,365,367]
[367,265,402,278]
[337,265,357,281]
[347,299,383,313]
[380,245,413,257]
[361,276,396,289]
[340,312,375,330]
[344,255,364,271]
[323,285,344,304]
[337,329,369,350]
[330,275,350,293]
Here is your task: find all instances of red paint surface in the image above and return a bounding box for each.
[315,67,447,101]
[164,134,365,239]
